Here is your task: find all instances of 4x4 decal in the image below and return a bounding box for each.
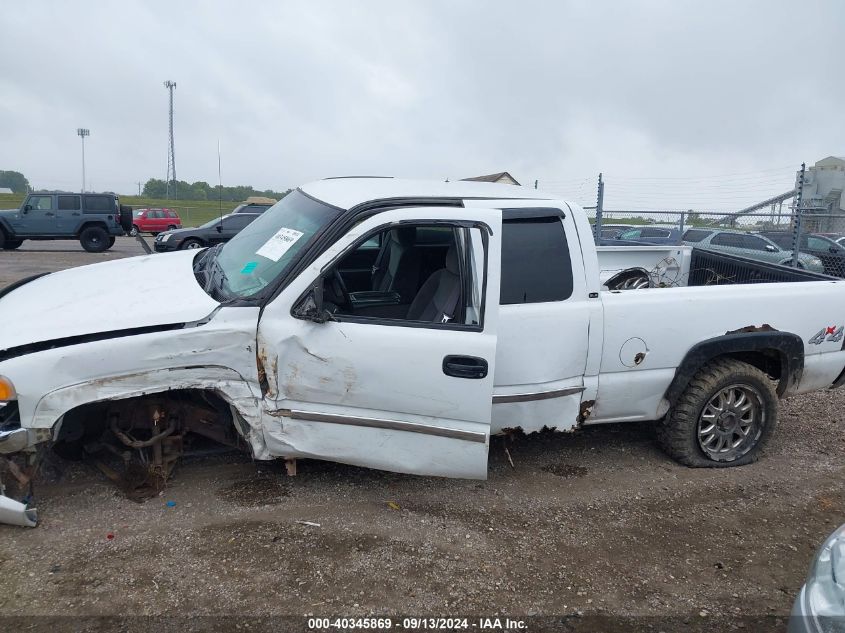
[809,325,844,345]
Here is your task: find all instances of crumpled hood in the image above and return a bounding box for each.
[0,250,219,352]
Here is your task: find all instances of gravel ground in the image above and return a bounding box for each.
[1,240,844,632]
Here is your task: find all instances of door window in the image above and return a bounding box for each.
[742,235,770,251]
[310,222,488,328]
[28,195,53,210]
[711,233,745,248]
[58,195,81,210]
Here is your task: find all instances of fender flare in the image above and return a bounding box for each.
[0,217,16,240]
[663,331,804,404]
[76,220,110,237]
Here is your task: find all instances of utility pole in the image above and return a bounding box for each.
[76,128,90,193]
[164,80,177,200]
[136,181,142,196]
[790,162,806,268]
[593,173,605,239]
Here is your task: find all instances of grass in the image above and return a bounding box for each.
[0,193,241,228]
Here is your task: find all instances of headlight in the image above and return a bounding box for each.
[804,524,845,618]
[0,376,16,402]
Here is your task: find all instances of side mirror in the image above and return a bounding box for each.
[216,224,223,233]
[765,244,777,252]
[22,204,31,213]
[292,281,334,324]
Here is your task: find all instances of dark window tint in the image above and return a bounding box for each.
[416,226,454,245]
[58,195,81,211]
[84,195,113,212]
[222,214,255,230]
[683,229,711,243]
[711,233,745,248]
[500,217,573,304]
[742,235,769,251]
[763,233,790,248]
[640,228,671,238]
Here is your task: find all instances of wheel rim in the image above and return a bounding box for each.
[185,241,200,249]
[697,383,764,462]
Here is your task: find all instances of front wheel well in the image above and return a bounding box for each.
[53,389,247,459]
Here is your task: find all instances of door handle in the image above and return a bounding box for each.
[442,355,488,379]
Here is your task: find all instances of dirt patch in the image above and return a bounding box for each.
[215,476,290,507]
[542,463,589,478]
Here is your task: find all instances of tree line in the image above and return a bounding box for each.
[0,171,30,194]
[142,179,291,202]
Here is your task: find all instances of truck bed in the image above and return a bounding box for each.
[597,245,832,289]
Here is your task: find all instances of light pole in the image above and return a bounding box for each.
[77,128,90,192]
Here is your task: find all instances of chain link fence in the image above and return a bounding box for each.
[591,209,845,278]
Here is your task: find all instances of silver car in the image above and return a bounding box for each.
[682,228,824,272]
[789,523,845,632]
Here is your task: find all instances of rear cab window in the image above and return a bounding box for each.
[500,213,573,304]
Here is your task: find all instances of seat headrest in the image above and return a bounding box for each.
[445,245,459,274]
[391,226,416,248]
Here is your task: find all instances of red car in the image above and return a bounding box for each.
[130,208,182,236]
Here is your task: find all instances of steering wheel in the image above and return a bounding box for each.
[331,269,353,312]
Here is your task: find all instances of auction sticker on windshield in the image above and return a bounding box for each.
[256,227,304,262]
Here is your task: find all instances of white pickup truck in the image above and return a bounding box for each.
[2,178,844,527]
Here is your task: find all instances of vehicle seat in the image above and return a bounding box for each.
[406,246,461,323]
[372,227,422,301]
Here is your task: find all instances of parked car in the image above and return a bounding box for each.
[615,226,682,245]
[789,523,845,632]
[232,202,274,215]
[0,192,131,252]
[595,224,634,239]
[758,231,845,278]
[153,213,260,251]
[4,177,845,527]
[683,228,824,272]
[130,208,182,236]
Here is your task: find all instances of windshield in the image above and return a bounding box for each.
[206,190,341,299]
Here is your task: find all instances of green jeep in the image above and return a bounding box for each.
[0,192,133,252]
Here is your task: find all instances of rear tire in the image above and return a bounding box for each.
[2,239,23,250]
[180,238,204,250]
[108,236,116,248]
[80,226,110,253]
[656,358,778,467]
[130,225,140,237]
[167,224,177,231]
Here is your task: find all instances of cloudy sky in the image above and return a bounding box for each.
[1,0,843,210]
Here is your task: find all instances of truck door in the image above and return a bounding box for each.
[17,194,57,235]
[256,207,502,479]
[463,199,598,433]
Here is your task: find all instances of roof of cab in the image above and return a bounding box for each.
[299,177,556,210]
